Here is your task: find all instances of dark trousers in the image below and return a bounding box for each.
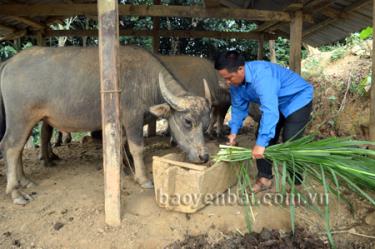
[256,101,312,185]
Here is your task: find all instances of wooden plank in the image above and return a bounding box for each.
[289,11,303,74]
[0,4,292,22]
[303,0,332,10]
[153,156,206,171]
[220,0,241,8]
[204,0,221,8]
[8,16,45,30]
[44,29,276,40]
[321,7,346,19]
[98,0,122,227]
[371,0,375,142]
[303,0,371,38]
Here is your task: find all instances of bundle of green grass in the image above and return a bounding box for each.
[215,135,375,247]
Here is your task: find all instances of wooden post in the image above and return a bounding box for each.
[148,0,160,138]
[98,0,122,226]
[36,31,45,46]
[370,0,375,142]
[152,0,161,53]
[269,39,277,63]
[13,38,21,51]
[289,10,303,74]
[257,33,264,60]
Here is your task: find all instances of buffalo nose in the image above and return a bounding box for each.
[199,154,209,163]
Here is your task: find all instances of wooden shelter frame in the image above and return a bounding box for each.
[0,0,374,226]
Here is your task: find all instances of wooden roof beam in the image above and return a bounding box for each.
[203,0,221,8]
[220,0,242,8]
[43,29,277,40]
[0,4,293,22]
[256,3,303,32]
[303,0,371,38]
[0,29,26,41]
[321,7,347,19]
[303,0,332,10]
[0,23,16,33]
[256,0,334,33]
[8,16,45,30]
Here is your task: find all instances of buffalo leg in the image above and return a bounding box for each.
[54,131,63,147]
[62,132,72,144]
[39,122,59,167]
[3,120,37,204]
[125,120,153,189]
[216,104,230,137]
[55,131,72,146]
[147,120,157,137]
[206,106,219,138]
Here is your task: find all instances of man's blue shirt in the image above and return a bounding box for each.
[229,61,314,147]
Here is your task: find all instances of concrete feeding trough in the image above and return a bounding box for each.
[152,153,240,213]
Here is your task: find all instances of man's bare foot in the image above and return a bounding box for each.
[252,177,273,193]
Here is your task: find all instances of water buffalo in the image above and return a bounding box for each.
[0,46,212,204]
[39,56,259,167]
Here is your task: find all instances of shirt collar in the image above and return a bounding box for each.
[244,61,252,84]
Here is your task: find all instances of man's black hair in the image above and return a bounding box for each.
[214,50,245,72]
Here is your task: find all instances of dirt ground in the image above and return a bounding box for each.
[0,127,374,249]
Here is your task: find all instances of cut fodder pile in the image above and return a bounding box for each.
[165,227,328,249]
[215,135,375,247]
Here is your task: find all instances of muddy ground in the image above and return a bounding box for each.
[0,126,374,249]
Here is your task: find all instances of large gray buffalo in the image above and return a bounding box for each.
[0,46,212,205]
[39,55,230,166]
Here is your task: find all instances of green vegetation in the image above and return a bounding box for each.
[216,135,375,248]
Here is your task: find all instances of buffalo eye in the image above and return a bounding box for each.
[184,118,192,128]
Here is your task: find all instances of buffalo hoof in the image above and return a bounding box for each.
[140,180,154,189]
[20,177,36,188]
[12,190,33,205]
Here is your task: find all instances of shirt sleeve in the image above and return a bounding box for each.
[229,87,249,135]
[253,66,280,147]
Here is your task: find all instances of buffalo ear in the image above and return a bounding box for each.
[149,103,171,118]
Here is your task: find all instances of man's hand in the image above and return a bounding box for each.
[252,145,265,159]
[226,134,238,146]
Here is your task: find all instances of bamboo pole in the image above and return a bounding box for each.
[98,0,122,226]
